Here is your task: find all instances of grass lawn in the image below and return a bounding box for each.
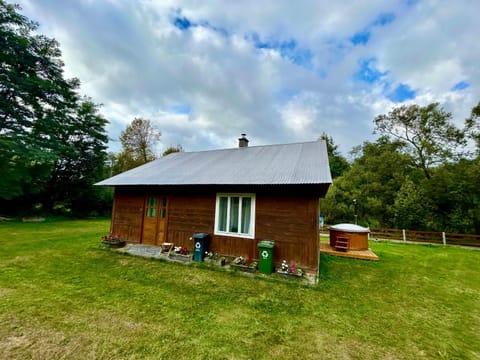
[0,220,479,359]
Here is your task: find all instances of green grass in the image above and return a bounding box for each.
[0,220,479,359]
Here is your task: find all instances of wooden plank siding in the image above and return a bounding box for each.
[167,194,215,247]
[255,195,319,271]
[166,193,320,271]
[111,192,144,243]
[109,186,321,272]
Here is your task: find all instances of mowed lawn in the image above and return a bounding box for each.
[0,220,479,359]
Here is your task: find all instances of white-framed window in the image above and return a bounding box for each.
[214,193,256,238]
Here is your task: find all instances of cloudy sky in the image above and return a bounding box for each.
[17,0,480,155]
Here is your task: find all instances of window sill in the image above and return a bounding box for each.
[214,231,254,239]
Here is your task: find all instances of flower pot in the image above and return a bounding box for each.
[275,270,303,279]
[168,254,192,262]
[102,239,126,248]
[230,264,256,273]
[204,257,226,266]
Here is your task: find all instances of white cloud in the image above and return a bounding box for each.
[16,0,480,155]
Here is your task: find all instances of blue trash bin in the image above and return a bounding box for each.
[193,233,210,262]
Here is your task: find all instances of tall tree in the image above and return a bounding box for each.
[115,118,160,172]
[373,103,465,179]
[45,99,109,214]
[465,101,480,154]
[321,137,416,227]
[423,160,480,233]
[0,1,109,215]
[392,177,431,230]
[319,133,350,179]
[0,0,79,199]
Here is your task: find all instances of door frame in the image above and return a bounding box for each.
[141,195,168,246]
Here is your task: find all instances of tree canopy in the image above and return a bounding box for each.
[112,118,160,174]
[373,103,465,179]
[0,1,110,216]
[120,118,160,163]
[162,144,184,157]
[319,133,350,179]
[465,101,480,154]
[322,101,480,234]
[321,137,416,227]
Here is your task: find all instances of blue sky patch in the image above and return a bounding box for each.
[451,81,470,91]
[373,13,396,26]
[251,33,297,53]
[325,40,349,65]
[249,33,313,69]
[198,20,229,37]
[355,58,386,83]
[173,17,191,30]
[169,104,192,114]
[172,16,229,37]
[317,69,327,79]
[387,83,416,102]
[350,30,370,45]
[350,12,395,46]
[273,88,300,102]
[288,48,314,68]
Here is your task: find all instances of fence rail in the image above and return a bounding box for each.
[320,226,480,248]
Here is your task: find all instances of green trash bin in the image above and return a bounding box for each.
[257,240,275,274]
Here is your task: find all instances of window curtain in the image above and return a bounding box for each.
[229,197,239,232]
[218,197,228,231]
[241,197,251,234]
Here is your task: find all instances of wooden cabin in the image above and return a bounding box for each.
[96,136,332,277]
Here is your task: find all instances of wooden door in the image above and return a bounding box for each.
[157,196,168,244]
[141,196,168,246]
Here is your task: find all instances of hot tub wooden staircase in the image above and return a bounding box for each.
[335,237,349,252]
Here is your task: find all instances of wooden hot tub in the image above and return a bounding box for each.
[329,224,370,251]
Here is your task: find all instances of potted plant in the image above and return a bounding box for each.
[276,260,304,278]
[204,252,226,266]
[169,246,192,262]
[101,232,126,248]
[230,256,257,273]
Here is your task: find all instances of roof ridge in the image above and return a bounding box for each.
[180,139,323,155]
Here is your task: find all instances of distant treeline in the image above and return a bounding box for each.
[321,102,480,234]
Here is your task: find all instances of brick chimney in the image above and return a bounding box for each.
[238,133,249,148]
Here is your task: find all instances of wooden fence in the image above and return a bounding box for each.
[320,226,480,248]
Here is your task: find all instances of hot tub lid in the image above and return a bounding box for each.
[329,223,370,233]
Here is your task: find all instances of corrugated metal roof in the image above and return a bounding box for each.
[95,140,332,186]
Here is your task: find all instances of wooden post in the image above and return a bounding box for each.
[402,229,406,242]
[442,232,446,246]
